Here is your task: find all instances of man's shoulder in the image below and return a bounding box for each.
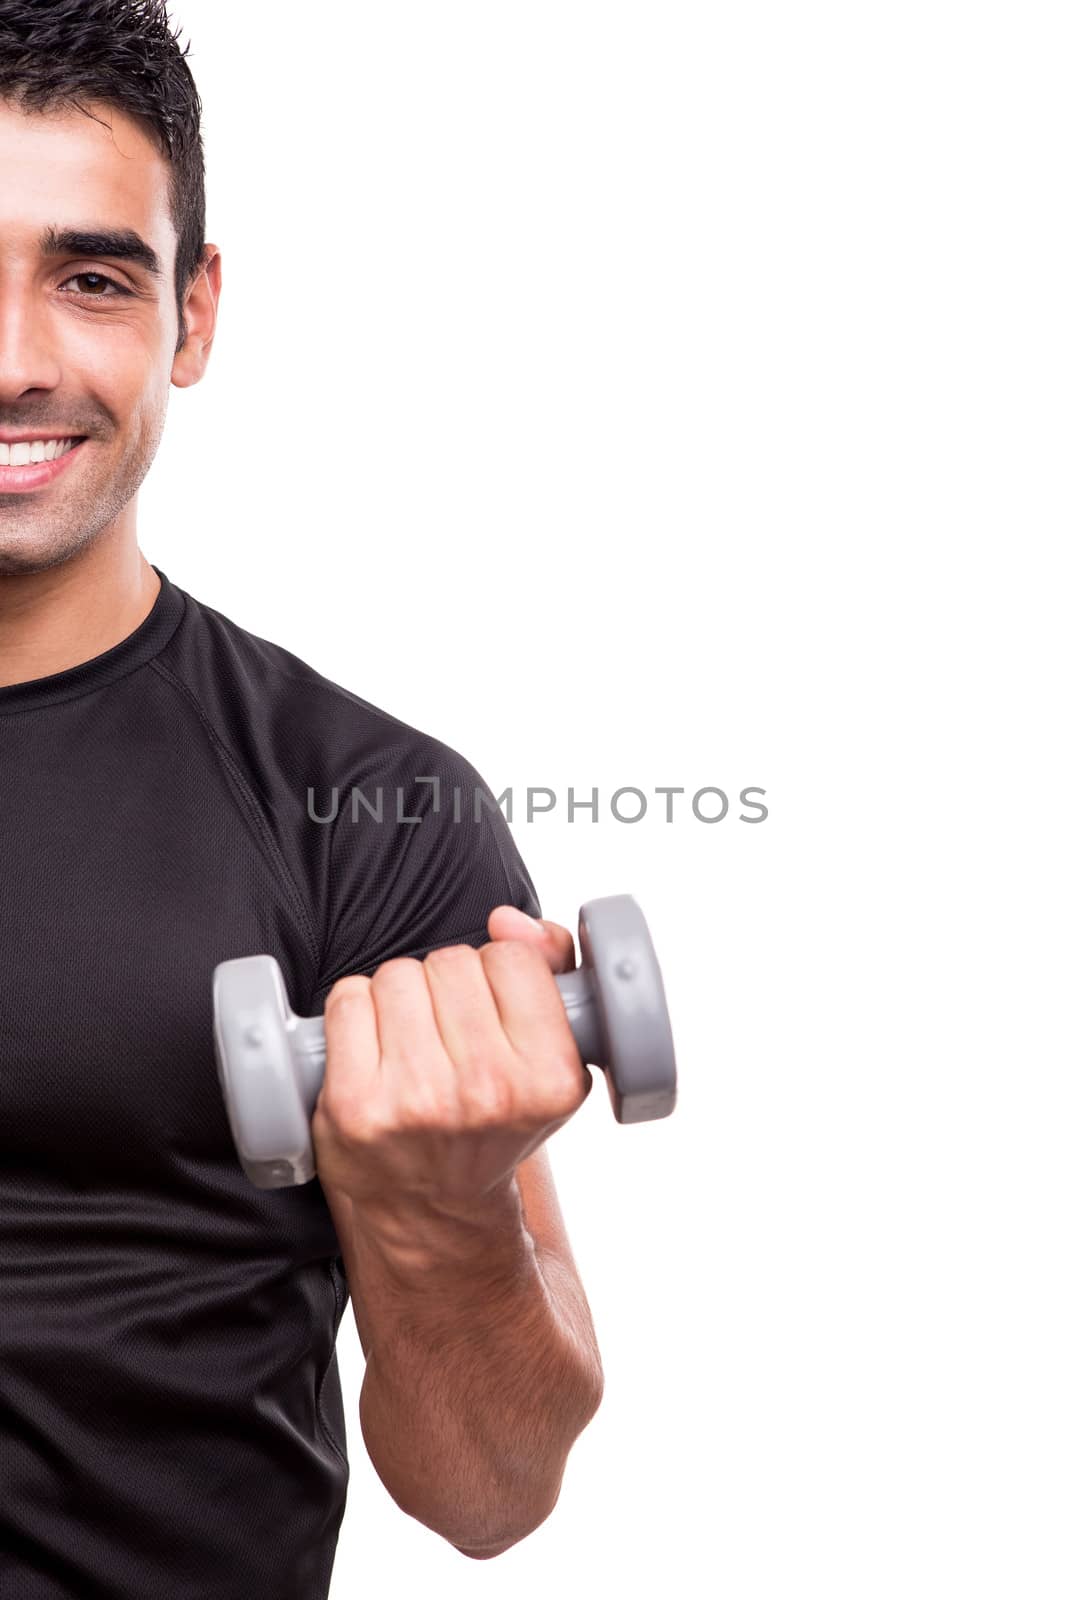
[159,577,482,796]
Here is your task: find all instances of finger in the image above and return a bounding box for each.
[368,958,464,1127]
[421,943,517,1115]
[486,905,577,974]
[368,958,448,1078]
[480,940,589,1112]
[320,974,381,1114]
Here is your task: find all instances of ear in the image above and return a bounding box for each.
[171,244,222,389]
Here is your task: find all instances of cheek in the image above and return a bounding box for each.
[66,313,148,375]
[133,387,168,443]
[58,317,171,467]
[115,376,170,462]
[73,320,163,414]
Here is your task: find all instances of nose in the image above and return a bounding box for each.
[0,278,63,404]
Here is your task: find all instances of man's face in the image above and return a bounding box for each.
[0,99,209,576]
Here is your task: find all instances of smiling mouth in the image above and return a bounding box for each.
[0,436,87,467]
[0,437,90,493]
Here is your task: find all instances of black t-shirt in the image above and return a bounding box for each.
[0,566,540,1599]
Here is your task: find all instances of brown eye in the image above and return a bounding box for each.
[61,272,128,297]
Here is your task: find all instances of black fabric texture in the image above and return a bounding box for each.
[0,566,541,1598]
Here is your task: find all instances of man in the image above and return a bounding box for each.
[0,3,603,1596]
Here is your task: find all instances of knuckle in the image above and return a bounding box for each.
[423,943,477,975]
[542,1050,587,1107]
[341,1102,389,1145]
[457,1037,502,1075]
[482,936,528,958]
[397,1084,453,1129]
[324,974,372,1011]
[481,938,541,975]
[461,1075,514,1124]
[457,1056,511,1107]
[319,1086,382,1142]
[371,956,423,987]
[315,1080,355,1131]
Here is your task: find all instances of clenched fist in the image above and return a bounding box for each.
[309,908,593,1219]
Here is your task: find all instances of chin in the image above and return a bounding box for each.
[0,529,93,578]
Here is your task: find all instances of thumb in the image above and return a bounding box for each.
[485,904,577,974]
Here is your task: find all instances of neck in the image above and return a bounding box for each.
[0,535,161,690]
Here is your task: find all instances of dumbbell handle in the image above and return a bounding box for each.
[280,968,604,1109]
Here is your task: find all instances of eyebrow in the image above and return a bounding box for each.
[39,225,164,281]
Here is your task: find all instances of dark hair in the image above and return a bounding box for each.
[0,0,206,352]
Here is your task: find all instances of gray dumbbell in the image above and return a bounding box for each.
[212,893,677,1189]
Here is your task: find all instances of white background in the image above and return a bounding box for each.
[149,4,1063,1596]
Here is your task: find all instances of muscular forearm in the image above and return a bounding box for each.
[325,1178,604,1557]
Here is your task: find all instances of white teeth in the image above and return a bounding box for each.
[0,438,79,466]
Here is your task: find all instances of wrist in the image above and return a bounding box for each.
[326,1176,534,1287]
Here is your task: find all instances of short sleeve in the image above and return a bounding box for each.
[309,735,541,1009]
